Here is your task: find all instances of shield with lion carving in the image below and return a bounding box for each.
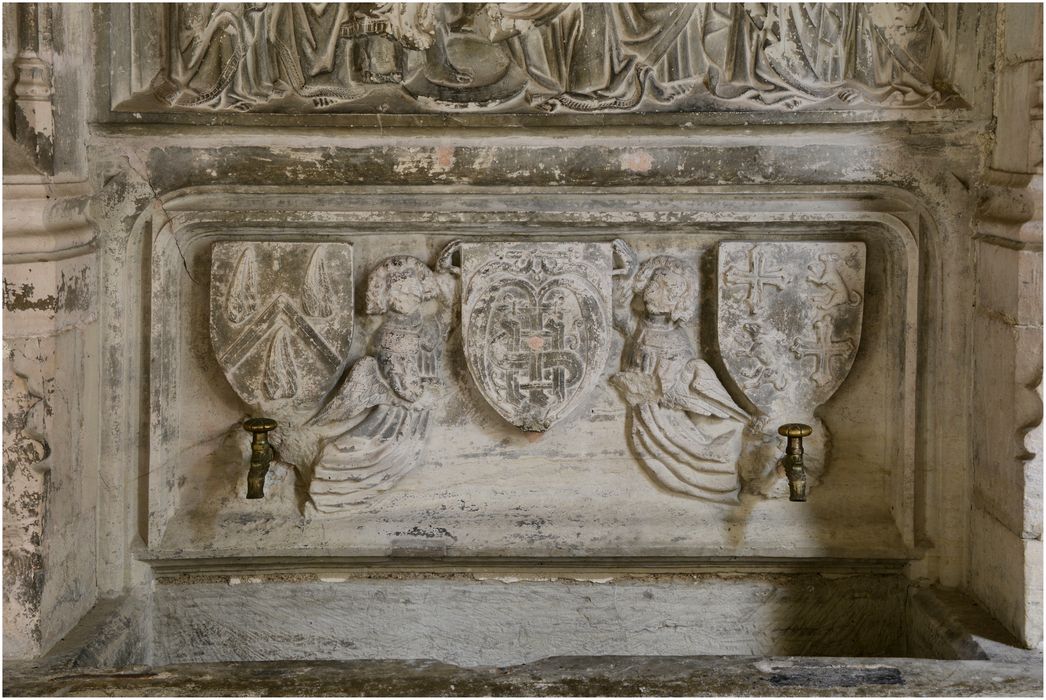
[716,241,866,419]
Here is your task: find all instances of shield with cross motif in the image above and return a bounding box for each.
[716,241,866,418]
[460,242,614,432]
[209,241,354,422]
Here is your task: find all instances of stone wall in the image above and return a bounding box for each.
[2,3,98,658]
[969,3,1044,649]
[2,2,1042,662]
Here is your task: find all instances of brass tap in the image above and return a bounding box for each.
[242,417,277,499]
[778,423,812,502]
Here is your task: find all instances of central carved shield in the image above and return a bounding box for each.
[210,241,354,421]
[461,242,614,432]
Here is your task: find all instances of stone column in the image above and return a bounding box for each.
[969,3,1043,650]
[2,3,99,660]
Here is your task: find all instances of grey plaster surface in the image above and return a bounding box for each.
[149,573,909,666]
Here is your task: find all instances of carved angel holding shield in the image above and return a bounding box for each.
[611,248,750,504]
[303,255,452,513]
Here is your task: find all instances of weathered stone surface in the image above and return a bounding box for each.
[969,506,1044,650]
[460,241,614,432]
[5,655,1043,697]
[3,174,99,660]
[906,587,1038,663]
[717,241,866,496]
[139,189,920,566]
[3,0,1042,678]
[210,241,355,421]
[966,2,1043,649]
[113,4,968,116]
[148,573,910,666]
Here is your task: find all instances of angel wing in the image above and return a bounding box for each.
[309,405,430,513]
[663,359,749,423]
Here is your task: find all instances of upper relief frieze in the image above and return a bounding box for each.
[111,3,970,116]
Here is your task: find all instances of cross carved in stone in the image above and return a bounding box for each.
[723,248,787,314]
[790,318,856,386]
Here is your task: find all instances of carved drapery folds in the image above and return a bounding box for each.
[611,248,749,503]
[209,238,867,513]
[135,3,961,114]
[304,256,452,512]
[209,248,454,513]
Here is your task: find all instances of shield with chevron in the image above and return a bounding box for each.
[209,241,354,421]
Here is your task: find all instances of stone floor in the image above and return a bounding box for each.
[4,655,1043,697]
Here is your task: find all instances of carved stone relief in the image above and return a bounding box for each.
[129,3,962,114]
[207,235,869,511]
[257,254,455,514]
[610,245,750,503]
[209,242,355,421]
[458,242,616,432]
[717,241,866,496]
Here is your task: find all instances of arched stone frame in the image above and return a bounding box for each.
[119,184,930,568]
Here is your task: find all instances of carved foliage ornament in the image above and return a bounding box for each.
[209,241,354,421]
[137,3,962,115]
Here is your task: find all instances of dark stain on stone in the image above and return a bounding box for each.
[57,268,91,313]
[3,549,46,631]
[392,526,458,542]
[6,656,1037,697]
[3,281,57,312]
[768,665,904,688]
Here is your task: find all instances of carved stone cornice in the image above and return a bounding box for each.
[2,181,97,339]
[975,174,1043,248]
[2,183,95,264]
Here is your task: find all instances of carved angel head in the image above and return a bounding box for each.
[633,255,698,324]
[366,256,438,316]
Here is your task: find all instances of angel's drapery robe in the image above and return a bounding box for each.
[306,309,446,513]
[613,317,748,503]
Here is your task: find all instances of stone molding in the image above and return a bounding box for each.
[966,2,1043,649]
[9,3,54,173]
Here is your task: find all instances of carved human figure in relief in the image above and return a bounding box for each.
[148,3,956,113]
[690,3,955,108]
[611,250,750,503]
[301,255,451,513]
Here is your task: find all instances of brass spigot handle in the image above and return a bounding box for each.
[777,423,812,502]
[242,417,277,499]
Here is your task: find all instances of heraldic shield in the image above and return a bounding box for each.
[716,241,866,419]
[460,242,614,432]
[209,241,354,421]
